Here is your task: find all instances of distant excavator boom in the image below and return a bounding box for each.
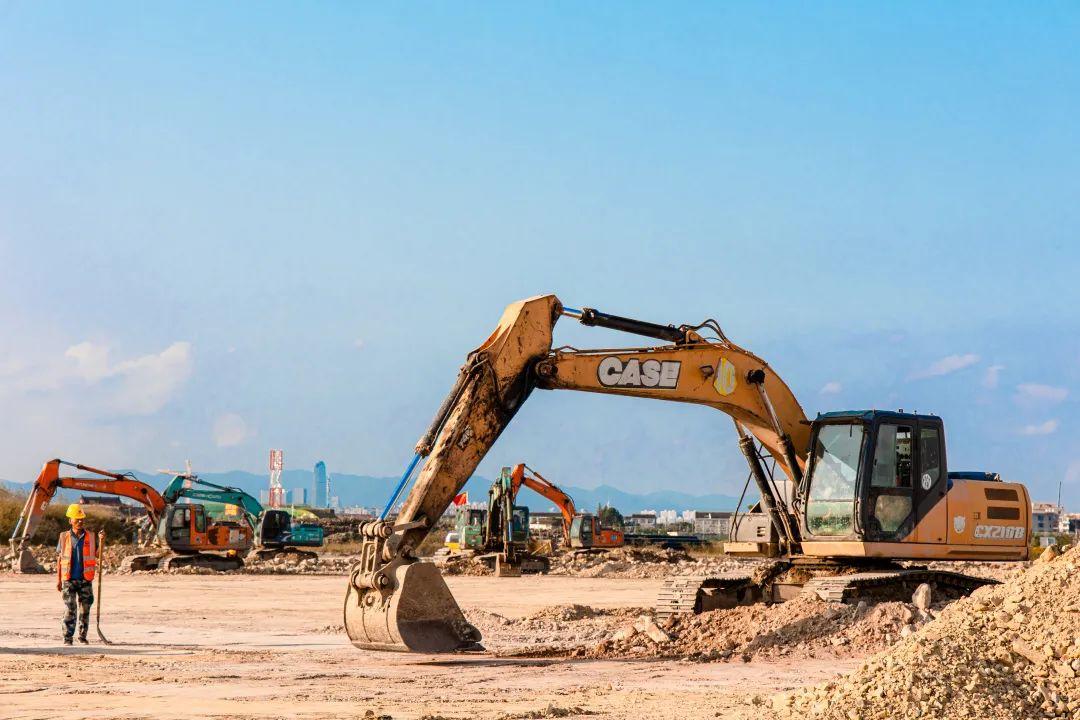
[9,459,167,573]
[510,463,577,544]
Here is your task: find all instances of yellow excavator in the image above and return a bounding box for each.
[344,295,1031,653]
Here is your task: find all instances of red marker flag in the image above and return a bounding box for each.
[452,492,468,507]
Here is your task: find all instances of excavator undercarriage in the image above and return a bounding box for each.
[655,560,998,621]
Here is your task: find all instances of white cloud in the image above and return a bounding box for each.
[820,381,842,395]
[1020,419,1059,436]
[982,364,1004,389]
[353,338,365,350]
[1015,383,1069,405]
[65,342,112,382]
[213,413,253,447]
[0,340,193,416]
[107,342,193,415]
[910,353,980,380]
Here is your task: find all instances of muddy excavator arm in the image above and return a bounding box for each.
[510,463,577,543]
[9,459,167,572]
[345,294,812,653]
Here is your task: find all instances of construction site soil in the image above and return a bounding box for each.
[1,544,1064,719]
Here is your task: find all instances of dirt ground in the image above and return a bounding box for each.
[0,572,856,720]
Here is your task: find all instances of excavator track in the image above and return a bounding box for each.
[802,568,997,603]
[655,566,998,621]
[655,572,762,622]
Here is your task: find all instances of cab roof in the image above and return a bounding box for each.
[815,410,942,423]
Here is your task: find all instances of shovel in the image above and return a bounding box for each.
[95,530,113,645]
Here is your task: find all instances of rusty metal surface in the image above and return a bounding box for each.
[344,560,481,652]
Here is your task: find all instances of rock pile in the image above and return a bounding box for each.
[769,545,1080,719]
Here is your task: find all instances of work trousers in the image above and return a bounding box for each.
[61,579,94,640]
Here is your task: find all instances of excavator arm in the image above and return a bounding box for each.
[9,459,167,572]
[510,463,577,543]
[344,294,811,653]
[162,475,265,523]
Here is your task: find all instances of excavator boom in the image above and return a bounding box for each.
[344,295,812,652]
[510,464,577,544]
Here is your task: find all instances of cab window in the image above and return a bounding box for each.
[872,424,913,488]
[805,423,865,536]
[171,507,189,528]
[919,427,941,489]
[868,424,914,537]
[194,506,207,533]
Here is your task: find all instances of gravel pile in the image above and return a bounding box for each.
[548,546,755,579]
[768,545,1079,720]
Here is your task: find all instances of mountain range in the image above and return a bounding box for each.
[1,468,740,514]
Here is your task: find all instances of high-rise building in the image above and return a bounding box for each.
[313,461,328,508]
[289,487,307,505]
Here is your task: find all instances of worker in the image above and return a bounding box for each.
[56,504,97,645]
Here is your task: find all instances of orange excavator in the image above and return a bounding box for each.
[9,459,254,572]
[343,295,1031,653]
[509,463,623,550]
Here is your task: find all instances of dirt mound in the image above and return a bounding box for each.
[527,604,597,621]
[438,555,493,576]
[584,593,927,662]
[466,605,649,655]
[769,546,1080,719]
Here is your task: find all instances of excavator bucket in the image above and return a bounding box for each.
[344,560,482,653]
[12,547,46,573]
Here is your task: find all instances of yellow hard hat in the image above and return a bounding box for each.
[65,504,86,520]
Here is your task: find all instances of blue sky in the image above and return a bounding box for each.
[1,3,1078,505]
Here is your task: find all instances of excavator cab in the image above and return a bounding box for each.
[156,503,252,555]
[454,508,487,551]
[569,514,593,548]
[569,513,625,549]
[800,411,1028,558]
[803,411,929,542]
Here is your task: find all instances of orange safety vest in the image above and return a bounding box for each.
[59,530,97,582]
